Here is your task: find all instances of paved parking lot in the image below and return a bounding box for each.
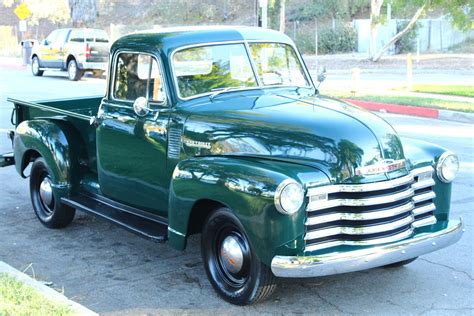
[0,66,472,314]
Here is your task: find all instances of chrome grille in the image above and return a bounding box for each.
[304,166,437,252]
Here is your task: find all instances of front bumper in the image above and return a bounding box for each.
[271,218,464,278]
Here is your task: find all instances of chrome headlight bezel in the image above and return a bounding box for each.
[436,152,459,183]
[274,179,304,215]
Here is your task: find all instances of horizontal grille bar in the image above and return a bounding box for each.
[308,187,414,211]
[413,203,436,216]
[413,191,436,204]
[305,201,414,226]
[305,214,414,240]
[307,174,414,196]
[305,227,414,252]
[412,178,435,190]
[413,215,437,228]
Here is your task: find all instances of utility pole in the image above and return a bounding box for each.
[260,0,268,28]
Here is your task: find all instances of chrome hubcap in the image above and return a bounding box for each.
[39,177,53,206]
[69,62,76,79]
[220,236,244,274]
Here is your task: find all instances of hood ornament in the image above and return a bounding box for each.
[356,159,407,176]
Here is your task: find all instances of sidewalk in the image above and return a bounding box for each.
[0,56,25,71]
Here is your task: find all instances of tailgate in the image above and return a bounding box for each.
[86,42,109,63]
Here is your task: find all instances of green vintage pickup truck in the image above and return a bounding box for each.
[1,26,463,305]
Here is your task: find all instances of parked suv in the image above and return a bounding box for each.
[31,28,109,81]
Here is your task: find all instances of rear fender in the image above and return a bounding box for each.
[14,120,83,199]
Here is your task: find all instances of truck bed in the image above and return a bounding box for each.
[8,95,102,172]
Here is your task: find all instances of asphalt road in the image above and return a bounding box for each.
[0,66,473,315]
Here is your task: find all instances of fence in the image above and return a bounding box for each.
[354,18,474,54]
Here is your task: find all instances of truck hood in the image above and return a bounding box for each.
[182,92,408,183]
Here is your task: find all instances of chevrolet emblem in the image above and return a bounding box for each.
[355,159,407,176]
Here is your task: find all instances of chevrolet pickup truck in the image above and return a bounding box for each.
[1,26,463,305]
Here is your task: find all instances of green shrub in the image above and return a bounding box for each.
[395,21,419,53]
[317,26,357,54]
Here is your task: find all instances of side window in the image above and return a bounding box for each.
[45,30,58,45]
[113,53,165,104]
[69,30,84,43]
[55,29,69,45]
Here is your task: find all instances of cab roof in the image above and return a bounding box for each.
[111,26,294,56]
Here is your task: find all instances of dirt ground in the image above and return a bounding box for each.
[304,53,474,71]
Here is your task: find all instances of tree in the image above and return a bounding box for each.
[368,0,383,60]
[69,0,96,27]
[370,0,473,62]
[279,0,286,32]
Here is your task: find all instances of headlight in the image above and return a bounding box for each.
[274,179,304,215]
[436,152,459,183]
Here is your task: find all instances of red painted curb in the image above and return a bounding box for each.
[344,99,439,119]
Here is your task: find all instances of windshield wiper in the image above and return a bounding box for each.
[209,86,243,101]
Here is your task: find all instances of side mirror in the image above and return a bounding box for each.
[42,39,49,46]
[133,97,149,117]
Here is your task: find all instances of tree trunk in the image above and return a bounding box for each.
[69,0,97,27]
[279,0,286,33]
[372,3,426,62]
[368,0,384,60]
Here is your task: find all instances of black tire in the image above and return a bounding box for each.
[383,257,418,268]
[67,59,83,81]
[31,56,43,76]
[201,207,277,305]
[30,157,75,228]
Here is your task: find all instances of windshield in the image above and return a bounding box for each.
[172,42,309,99]
[173,44,257,99]
[249,43,309,87]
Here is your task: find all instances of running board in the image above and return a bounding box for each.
[62,194,168,243]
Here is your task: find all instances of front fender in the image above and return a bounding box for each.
[168,156,328,265]
[402,137,453,221]
[14,120,82,199]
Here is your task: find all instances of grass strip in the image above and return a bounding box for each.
[411,84,474,98]
[321,90,474,113]
[0,273,73,316]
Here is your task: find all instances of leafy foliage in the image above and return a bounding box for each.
[389,0,473,31]
[317,26,357,54]
[394,20,419,53]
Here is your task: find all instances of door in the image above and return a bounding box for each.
[39,30,59,67]
[97,51,170,216]
[49,29,69,68]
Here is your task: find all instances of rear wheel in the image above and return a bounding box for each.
[383,257,418,268]
[31,56,43,76]
[67,59,83,81]
[201,207,277,305]
[30,157,75,228]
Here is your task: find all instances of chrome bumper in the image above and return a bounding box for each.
[271,218,464,278]
[78,62,107,71]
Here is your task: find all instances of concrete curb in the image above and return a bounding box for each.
[344,99,474,124]
[0,261,97,316]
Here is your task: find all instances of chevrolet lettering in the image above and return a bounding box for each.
[0,27,463,305]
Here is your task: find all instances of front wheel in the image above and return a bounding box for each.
[30,157,75,228]
[201,207,277,305]
[67,59,83,81]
